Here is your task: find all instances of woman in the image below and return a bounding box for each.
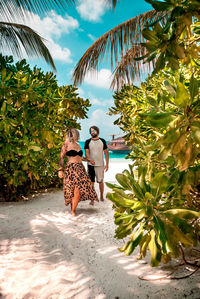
[58,128,98,216]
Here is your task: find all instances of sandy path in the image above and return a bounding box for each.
[0,161,200,299]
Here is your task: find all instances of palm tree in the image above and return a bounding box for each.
[73,1,200,90]
[0,22,57,70]
[0,0,79,70]
[0,0,117,70]
[72,4,165,89]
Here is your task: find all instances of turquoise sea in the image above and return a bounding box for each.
[79,141,129,160]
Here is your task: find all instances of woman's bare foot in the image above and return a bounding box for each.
[71,211,78,217]
[100,198,104,201]
[89,201,94,206]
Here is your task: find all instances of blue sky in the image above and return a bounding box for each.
[3,0,153,140]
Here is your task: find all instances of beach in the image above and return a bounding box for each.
[0,159,199,299]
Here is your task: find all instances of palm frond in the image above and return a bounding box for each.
[72,9,164,87]
[1,0,116,21]
[0,22,56,71]
[110,45,155,90]
[106,0,117,9]
[0,0,75,21]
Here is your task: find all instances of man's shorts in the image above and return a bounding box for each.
[88,165,104,183]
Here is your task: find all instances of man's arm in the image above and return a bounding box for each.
[104,149,109,171]
[85,149,95,165]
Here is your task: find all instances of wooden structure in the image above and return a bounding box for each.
[107,135,131,152]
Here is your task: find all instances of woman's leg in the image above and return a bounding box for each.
[71,187,80,216]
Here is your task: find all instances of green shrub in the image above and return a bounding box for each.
[107,66,200,266]
[0,55,90,200]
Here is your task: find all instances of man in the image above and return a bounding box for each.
[84,126,109,201]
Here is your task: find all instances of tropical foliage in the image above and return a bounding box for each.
[107,65,200,266]
[140,0,200,74]
[101,0,200,266]
[0,55,90,200]
[0,0,116,69]
[73,0,200,90]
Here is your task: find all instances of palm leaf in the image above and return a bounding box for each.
[72,9,164,88]
[1,0,117,21]
[0,22,56,71]
[110,45,156,89]
[0,0,75,21]
[106,0,117,9]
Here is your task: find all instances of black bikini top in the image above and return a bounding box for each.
[66,149,83,157]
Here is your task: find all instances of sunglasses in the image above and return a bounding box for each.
[90,129,97,133]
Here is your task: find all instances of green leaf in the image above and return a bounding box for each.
[138,234,151,259]
[1,68,7,81]
[189,74,199,100]
[28,145,41,151]
[164,222,179,256]
[106,182,124,190]
[161,128,180,146]
[148,230,161,267]
[107,190,140,208]
[172,133,187,155]
[145,41,159,52]
[119,241,131,252]
[1,102,6,114]
[124,233,143,256]
[151,172,168,197]
[164,209,200,219]
[174,82,191,108]
[115,173,132,190]
[115,222,136,239]
[155,53,165,72]
[142,28,159,43]
[154,216,167,253]
[192,128,200,144]
[145,0,173,11]
[114,213,134,225]
[163,80,176,97]
[131,180,145,200]
[140,112,174,128]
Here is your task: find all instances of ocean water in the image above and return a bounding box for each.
[79,141,129,160]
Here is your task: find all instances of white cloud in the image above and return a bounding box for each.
[76,0,110,22]
[26,10,79,40]
[77,87,85,97]
[89,109,118,135]
[46,41,72,63]
[73,88,113,106]
[84,68,112,89]
[2,5,79,63]
[90,98,102,105]
[79,108,119,141]
[90,97,113,106]
[78,90,113,106]
[87,33,96,41]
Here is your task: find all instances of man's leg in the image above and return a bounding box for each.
[99,181,104,201]
[88,165,95,185]
[95,166,105,201]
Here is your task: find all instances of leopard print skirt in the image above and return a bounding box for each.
[63,162,98,205]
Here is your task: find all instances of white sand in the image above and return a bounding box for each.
[0,160,199,299]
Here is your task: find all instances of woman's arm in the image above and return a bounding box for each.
[85,149,95,165]
[82,156,91,162]
[58,142,68,176]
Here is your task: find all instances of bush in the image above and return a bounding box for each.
[107,66,200,266]
[0,55,91,200]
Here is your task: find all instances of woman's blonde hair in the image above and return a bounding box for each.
[66,128,79,142]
